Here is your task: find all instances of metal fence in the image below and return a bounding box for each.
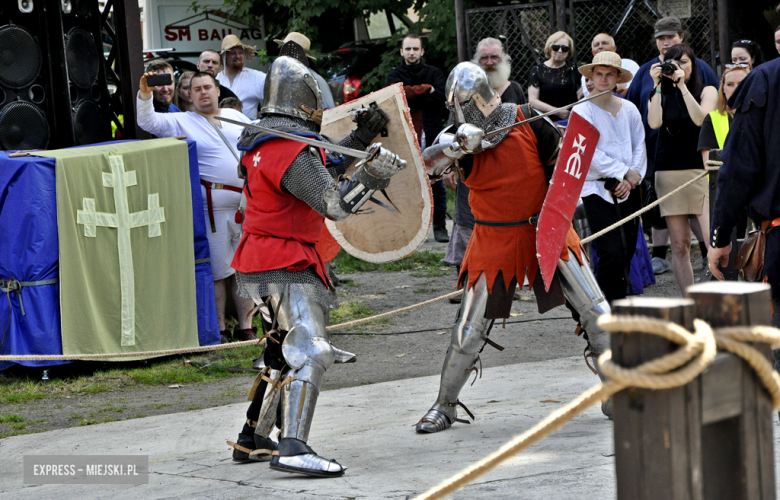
[466,0,719,89]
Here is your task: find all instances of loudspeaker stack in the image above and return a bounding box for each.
[0,0,112,151]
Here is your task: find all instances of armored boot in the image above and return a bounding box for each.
[557,249,613,418]
[416,273,490,433]
[267,290,346,477]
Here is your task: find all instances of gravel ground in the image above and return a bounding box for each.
[0,224,707,436]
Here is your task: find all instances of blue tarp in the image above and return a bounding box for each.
[0,140,220,370]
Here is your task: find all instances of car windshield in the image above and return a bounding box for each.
[318,49,367,81]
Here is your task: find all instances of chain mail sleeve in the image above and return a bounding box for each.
[281,145,388,221]
[324,131,375,179]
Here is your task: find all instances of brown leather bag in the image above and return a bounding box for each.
[735,227,766,282]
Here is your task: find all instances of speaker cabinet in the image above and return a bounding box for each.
[57,0,112,146]
[0,1,58,150]
[0,0,112,151]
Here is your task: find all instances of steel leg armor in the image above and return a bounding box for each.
[416,273,490,433]
[266,290,346,477]
[557,249,613,417]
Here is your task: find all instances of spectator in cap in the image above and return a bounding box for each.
[197,49,238,105]
[216,34,266,119]
[626,16,719,277]
[273,32,336,110]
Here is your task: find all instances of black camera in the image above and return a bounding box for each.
[660,59,679,77]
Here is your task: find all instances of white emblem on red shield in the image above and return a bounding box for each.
[564,134,586,179]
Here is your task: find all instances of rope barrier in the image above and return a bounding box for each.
[580,160,722,245]
[412,312,780,500]
[0,289,464,361]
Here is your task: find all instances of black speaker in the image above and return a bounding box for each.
[0,1,58,150]
[57,0,112,146]
[0,0,112,151]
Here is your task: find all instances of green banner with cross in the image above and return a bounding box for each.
[39,138,198,357]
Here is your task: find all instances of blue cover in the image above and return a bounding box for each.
[0,139,220,370]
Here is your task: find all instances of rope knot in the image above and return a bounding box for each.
[596,315,717,391]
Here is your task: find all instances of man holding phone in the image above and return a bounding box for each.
[136,71,258,344]
[145,59,180,113]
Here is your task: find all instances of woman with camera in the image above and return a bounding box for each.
[647,42,718,295]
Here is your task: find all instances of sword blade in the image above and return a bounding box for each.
[484,90,611,138]
[214,116,372,160]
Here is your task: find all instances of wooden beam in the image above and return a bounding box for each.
[454,0,469,63]
[113,0,149,140]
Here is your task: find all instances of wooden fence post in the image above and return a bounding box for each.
[687,282,775,500]
[611,297,702,500]
[611,283,776,500]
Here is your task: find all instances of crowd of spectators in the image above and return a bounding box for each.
[136,16,777,332]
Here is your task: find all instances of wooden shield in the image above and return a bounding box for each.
[322,83,432,263]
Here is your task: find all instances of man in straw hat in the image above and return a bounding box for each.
[217,34,266,119]
[274,32,335,110]
[573,52,646,306]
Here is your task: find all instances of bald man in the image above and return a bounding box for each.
[581,33,639,97]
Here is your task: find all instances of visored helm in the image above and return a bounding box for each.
[261,55,323,124]
[445,62,500,118]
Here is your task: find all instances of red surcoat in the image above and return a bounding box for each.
[459,106,583,294]
[231,138,329,288]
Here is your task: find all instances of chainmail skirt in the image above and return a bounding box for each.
[235,267,338,311]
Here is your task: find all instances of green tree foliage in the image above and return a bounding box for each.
[197,0,476,91]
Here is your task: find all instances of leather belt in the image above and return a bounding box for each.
[474,214,539,227]
[200,179,243,232]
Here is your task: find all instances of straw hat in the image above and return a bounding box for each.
[578,51,633,84]
[220,34,257,56]
[273,32,317,60]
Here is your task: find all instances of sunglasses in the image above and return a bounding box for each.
[551,44,570,53]
[724,62,750,69]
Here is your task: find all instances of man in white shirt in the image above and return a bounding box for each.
[217,35,266,119]
[581,33,640,97]
[573,51,646,303]
[136,71,257,343]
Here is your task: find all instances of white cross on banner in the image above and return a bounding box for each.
[43,139,199,357]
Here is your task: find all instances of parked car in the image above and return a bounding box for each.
[319,9,412,105]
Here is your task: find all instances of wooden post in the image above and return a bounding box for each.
[687,282,775,500]
[454,0,469,63]
[113,0,149,140]
[611,284,776,500]
[611,297,702,500]
[555,0,567,32]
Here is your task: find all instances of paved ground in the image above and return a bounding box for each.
[1,357,617,499]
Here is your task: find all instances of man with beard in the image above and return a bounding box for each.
[136,71,258,344]
[417,63,613,433]
[217,35,267,119]
[145,59,179,113]
[581,33,639,97]
[197,49,238,105]
[443,38,527,303]
[387,34,450,242]
[472,37,526,105]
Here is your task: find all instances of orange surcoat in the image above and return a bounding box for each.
[459,106,582,294]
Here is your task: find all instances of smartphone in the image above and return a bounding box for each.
[147,73,173,87]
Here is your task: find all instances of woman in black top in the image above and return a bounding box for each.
[528,31,582,120]
[647,43,718,295]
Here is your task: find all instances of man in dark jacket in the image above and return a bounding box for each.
[709,56,780,369]
[387,34,449,242]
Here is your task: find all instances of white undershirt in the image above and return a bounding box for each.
[572,99,647,204]
[217,68,266,120]
[136,92,249,211]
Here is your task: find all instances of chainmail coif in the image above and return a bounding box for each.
[460,100,516,147]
